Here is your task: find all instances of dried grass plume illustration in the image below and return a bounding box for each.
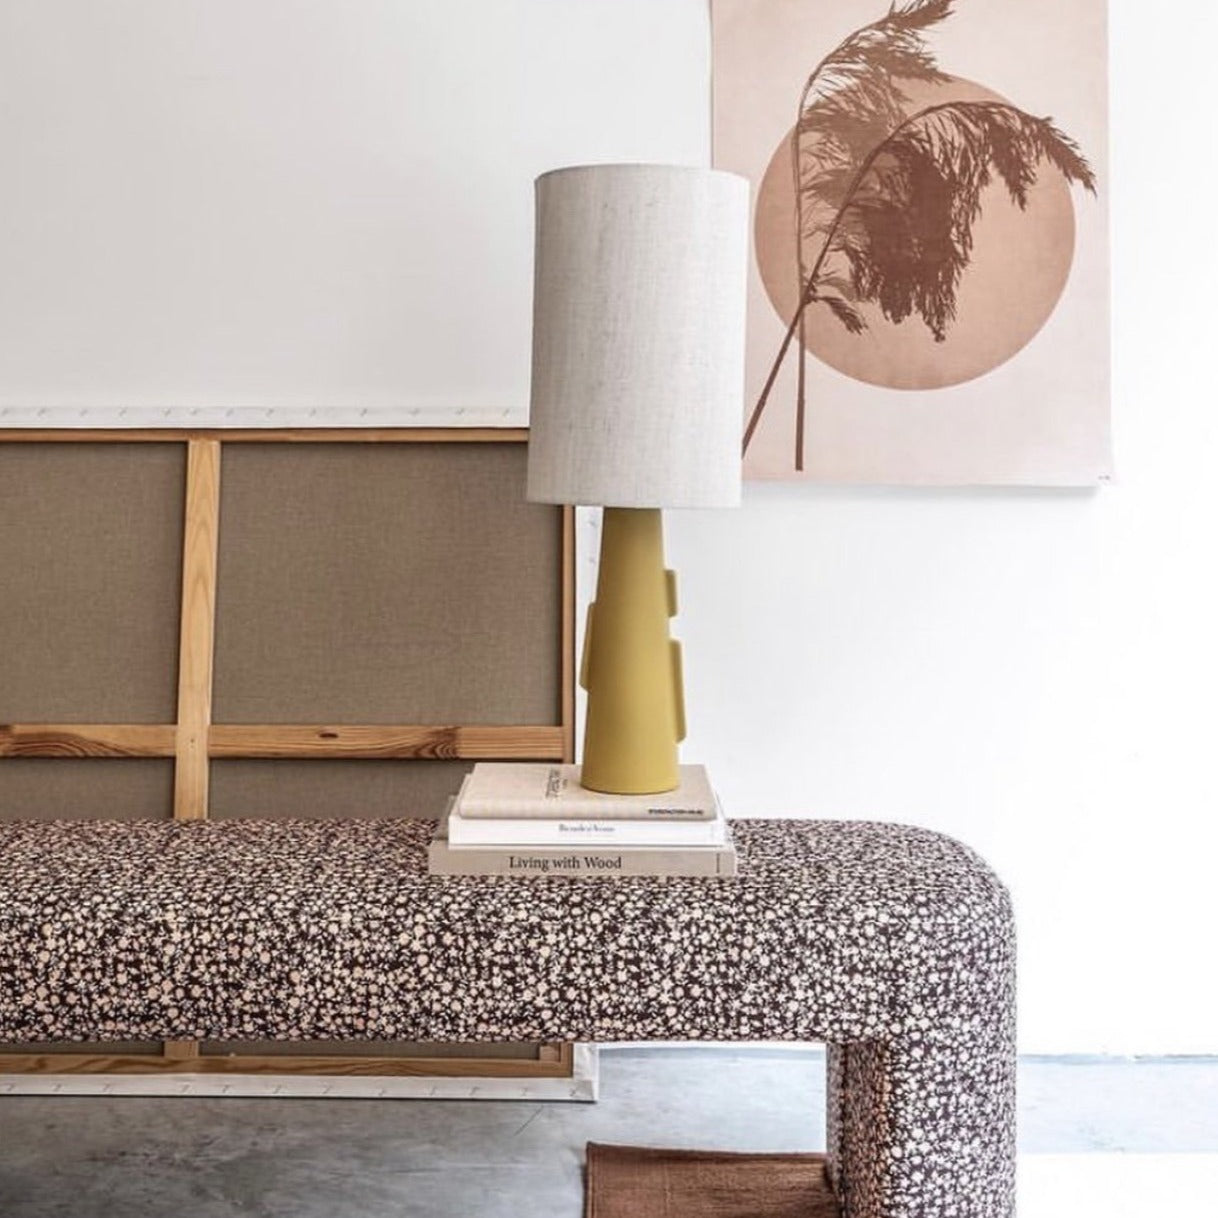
[743,0,1098,470]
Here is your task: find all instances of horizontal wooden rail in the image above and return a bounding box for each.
[207,725,566,760]
[1,724,566,760]
[0,725,177,758]
[0,1050,572,1079]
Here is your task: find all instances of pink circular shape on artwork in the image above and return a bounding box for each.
[754,76,1079,391]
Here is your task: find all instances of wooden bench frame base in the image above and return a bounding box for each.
[0,428,578,1090]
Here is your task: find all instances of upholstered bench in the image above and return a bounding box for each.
[0,817,1015,1218]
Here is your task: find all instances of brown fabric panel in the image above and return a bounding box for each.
[207,759,468,820]
[0,759,174,820]
[200,1041,540,1060]
[212,443,562,724]
[584,1145,838,1218]
[0,443,185,722]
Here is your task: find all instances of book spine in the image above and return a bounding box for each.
[446,815,725,847]
[456,800,716,821]
[428,843,737,878]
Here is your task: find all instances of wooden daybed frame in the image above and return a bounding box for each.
[0,427,585,1096]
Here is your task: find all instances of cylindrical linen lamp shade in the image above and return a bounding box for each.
[527,164,749,508]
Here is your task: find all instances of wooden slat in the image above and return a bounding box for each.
[173,440,221,821]
[162,1041,200,1061]
[0,725,176,758]
[0,428,527,445]
[0,724,565,760]
[206,725,565,759]
[0,1051,572,1079]
[561,505,576,763]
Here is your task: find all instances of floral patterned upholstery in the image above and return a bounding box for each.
[0,817,1015,1218]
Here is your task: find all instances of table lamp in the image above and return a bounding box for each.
[526,164,749,795]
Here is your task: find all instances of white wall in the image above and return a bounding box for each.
[0,0,710,416]
[2,0,1214,1054]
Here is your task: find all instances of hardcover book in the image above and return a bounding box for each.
[446,773,728,848]
[428,808,737,878]
[445,808,728,848]
[455,762,718,820]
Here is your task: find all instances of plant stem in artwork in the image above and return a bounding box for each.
[744,100,1095,465]
[740,0,1095,472]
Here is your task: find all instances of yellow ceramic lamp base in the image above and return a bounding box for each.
[579,507,685,795]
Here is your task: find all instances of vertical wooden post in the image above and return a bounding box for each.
[166,439,220,1062]
[172,439,221,822]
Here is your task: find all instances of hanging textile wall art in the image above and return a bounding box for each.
[713,0,1111,485]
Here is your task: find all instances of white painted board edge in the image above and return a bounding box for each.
[0,407,526,429]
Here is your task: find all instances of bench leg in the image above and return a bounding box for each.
[826,1034,1015,1218]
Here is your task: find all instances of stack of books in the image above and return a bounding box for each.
[428,762,735,877]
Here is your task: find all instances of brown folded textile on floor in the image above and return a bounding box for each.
[584,1143,839,1218]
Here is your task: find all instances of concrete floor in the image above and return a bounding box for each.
[1,1048,1216,1217]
